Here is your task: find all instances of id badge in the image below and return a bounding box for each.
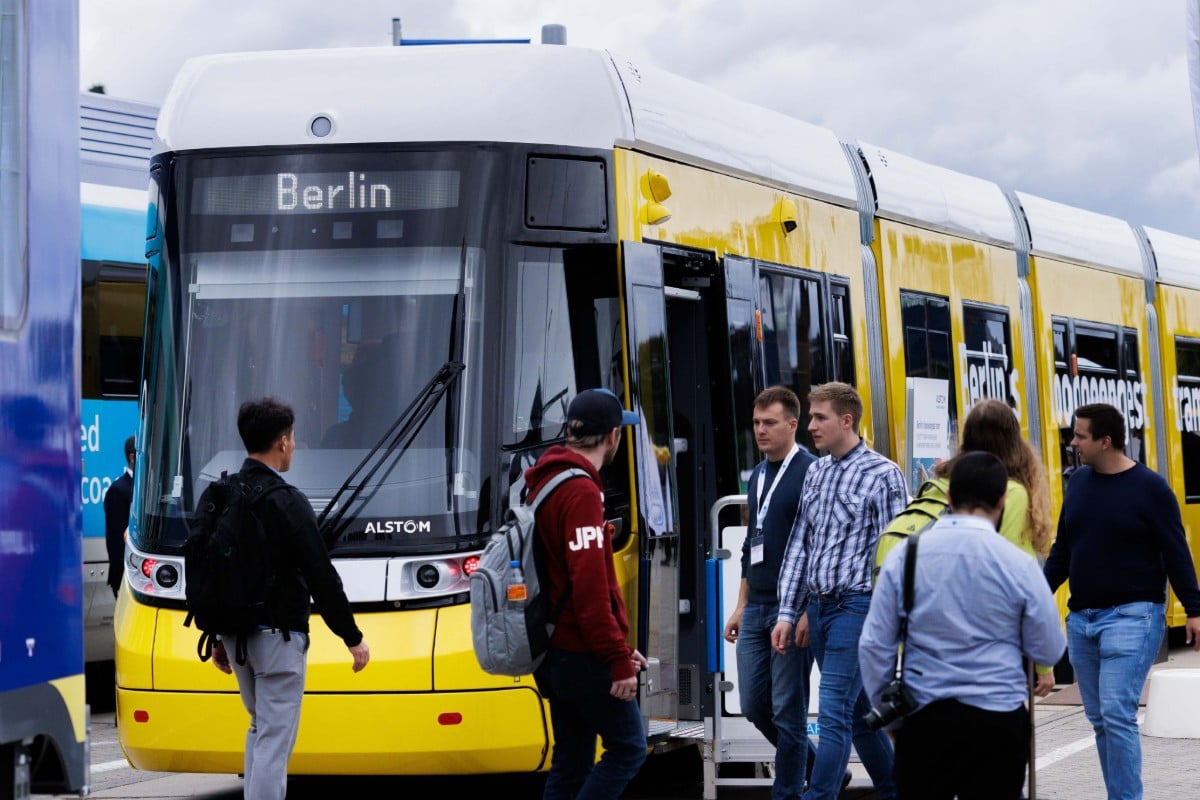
[750,531,765,565]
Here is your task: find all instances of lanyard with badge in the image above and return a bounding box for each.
[751,443,799,565]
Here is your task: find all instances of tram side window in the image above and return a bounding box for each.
[900,290,957,434]
[0,0,25,330]
[505,249,578,444]
[961,303,1015,410]
[1175,338,1200,503]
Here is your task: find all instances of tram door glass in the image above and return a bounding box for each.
[900,291,957,441]
[757,267,854,452]
[1174,337,1200,503]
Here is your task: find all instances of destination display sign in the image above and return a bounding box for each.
[192,170,460,215]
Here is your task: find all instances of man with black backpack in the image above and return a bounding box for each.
[204,398,369,800]
[527,388,649,800]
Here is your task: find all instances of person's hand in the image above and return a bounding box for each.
[723,606,744,643]
[211,640,232,674]
[794,612,810,648]
[631,649,649,672]
[1034,671,1055,697]
[771,620,794,654]
[611,675,638,702]
[1186,616,1200,652]
[348,641,370,672]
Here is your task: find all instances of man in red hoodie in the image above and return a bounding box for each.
[528,387,650,800]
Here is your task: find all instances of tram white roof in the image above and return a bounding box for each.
[156,45,857,207]
[856,142,1015,245]
[1143,226,1200,290]
[1015,191,1144,277]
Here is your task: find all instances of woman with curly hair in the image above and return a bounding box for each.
[933,398,1053,559]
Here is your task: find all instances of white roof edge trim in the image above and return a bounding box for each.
[1016,191,1143,277]
[155,46,633,154]
[1144,226,1200,291]
[857,141,1015,246]
[81,182,149,211]
[606,51,857,206]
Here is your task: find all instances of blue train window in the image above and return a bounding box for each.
[0,0,26,329]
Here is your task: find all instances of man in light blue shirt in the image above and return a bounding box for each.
[859,452,1065,800]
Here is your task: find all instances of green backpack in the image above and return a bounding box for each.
[873,478,949,582]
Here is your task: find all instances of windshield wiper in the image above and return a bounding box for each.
[317,359,465,548]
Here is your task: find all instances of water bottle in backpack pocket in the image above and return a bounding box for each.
[469,468,587,677]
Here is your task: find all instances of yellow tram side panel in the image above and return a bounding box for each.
[115,591,551,774]
[609,149,874,440]
[870,220,1028,470]
[1026,256,1155,621]
[1154,283,1200,626]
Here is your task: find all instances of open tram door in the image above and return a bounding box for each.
[620,241,743,746]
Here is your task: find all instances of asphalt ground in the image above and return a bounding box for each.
[36,639,1200,799]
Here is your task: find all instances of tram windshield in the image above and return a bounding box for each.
[137,149,497,555]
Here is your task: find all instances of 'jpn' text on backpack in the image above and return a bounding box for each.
[183,471,289,664]
[469,468,589,677]
[873,478,949,583]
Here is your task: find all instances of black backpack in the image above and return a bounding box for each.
[183,471,289,664]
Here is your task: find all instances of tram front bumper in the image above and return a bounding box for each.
[116,685,551,775]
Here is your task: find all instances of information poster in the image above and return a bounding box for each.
[906,377,952,495]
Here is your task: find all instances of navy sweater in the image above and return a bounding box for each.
[1045,462,1200,617]
[741,449,816,605]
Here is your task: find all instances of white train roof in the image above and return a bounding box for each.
[156,45,857,207]
[1015,191,1144,277]
[1143,226,1200,290]
[856,142,1015,245]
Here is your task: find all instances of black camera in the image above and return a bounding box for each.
[862,679,917,731]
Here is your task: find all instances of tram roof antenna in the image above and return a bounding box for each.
[389,17,564,46]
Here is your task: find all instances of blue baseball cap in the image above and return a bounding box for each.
[567,388,639,435]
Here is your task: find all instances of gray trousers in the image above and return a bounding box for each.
[230,629,308,800]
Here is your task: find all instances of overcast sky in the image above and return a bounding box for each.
[81,1,1200,239]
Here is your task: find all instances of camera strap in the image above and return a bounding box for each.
[893,532,921,682]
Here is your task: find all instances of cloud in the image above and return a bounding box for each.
[79,0,1200,237]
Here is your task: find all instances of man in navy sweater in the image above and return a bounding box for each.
[1046,402,1200,800]
[723,386,818,799]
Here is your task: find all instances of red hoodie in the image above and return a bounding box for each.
[525,445,635,682]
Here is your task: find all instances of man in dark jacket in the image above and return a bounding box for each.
[104,435,136,597]
[529,388,648,800]
[723,386,819,798]
[209,397,369,800]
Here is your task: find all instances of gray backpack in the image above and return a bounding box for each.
[469,468,588,676]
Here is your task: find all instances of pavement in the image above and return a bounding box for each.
[34,640,1200,799]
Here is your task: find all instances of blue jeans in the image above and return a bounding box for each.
[804,593,895,800]
[538,648,647,800]
[1066,602,1165,800]
[737,601,818,799]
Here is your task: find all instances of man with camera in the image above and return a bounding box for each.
[859,452,1065,799]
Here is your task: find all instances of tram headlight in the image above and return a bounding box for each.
[156,563,180,589]
[416,564,441,589]
[125,541,186,600]
[395,551,481,600]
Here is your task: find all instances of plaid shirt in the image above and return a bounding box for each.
[777,441,907,624]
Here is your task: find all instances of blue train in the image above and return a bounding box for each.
[0,0,89,793]
[79,93,155,664]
